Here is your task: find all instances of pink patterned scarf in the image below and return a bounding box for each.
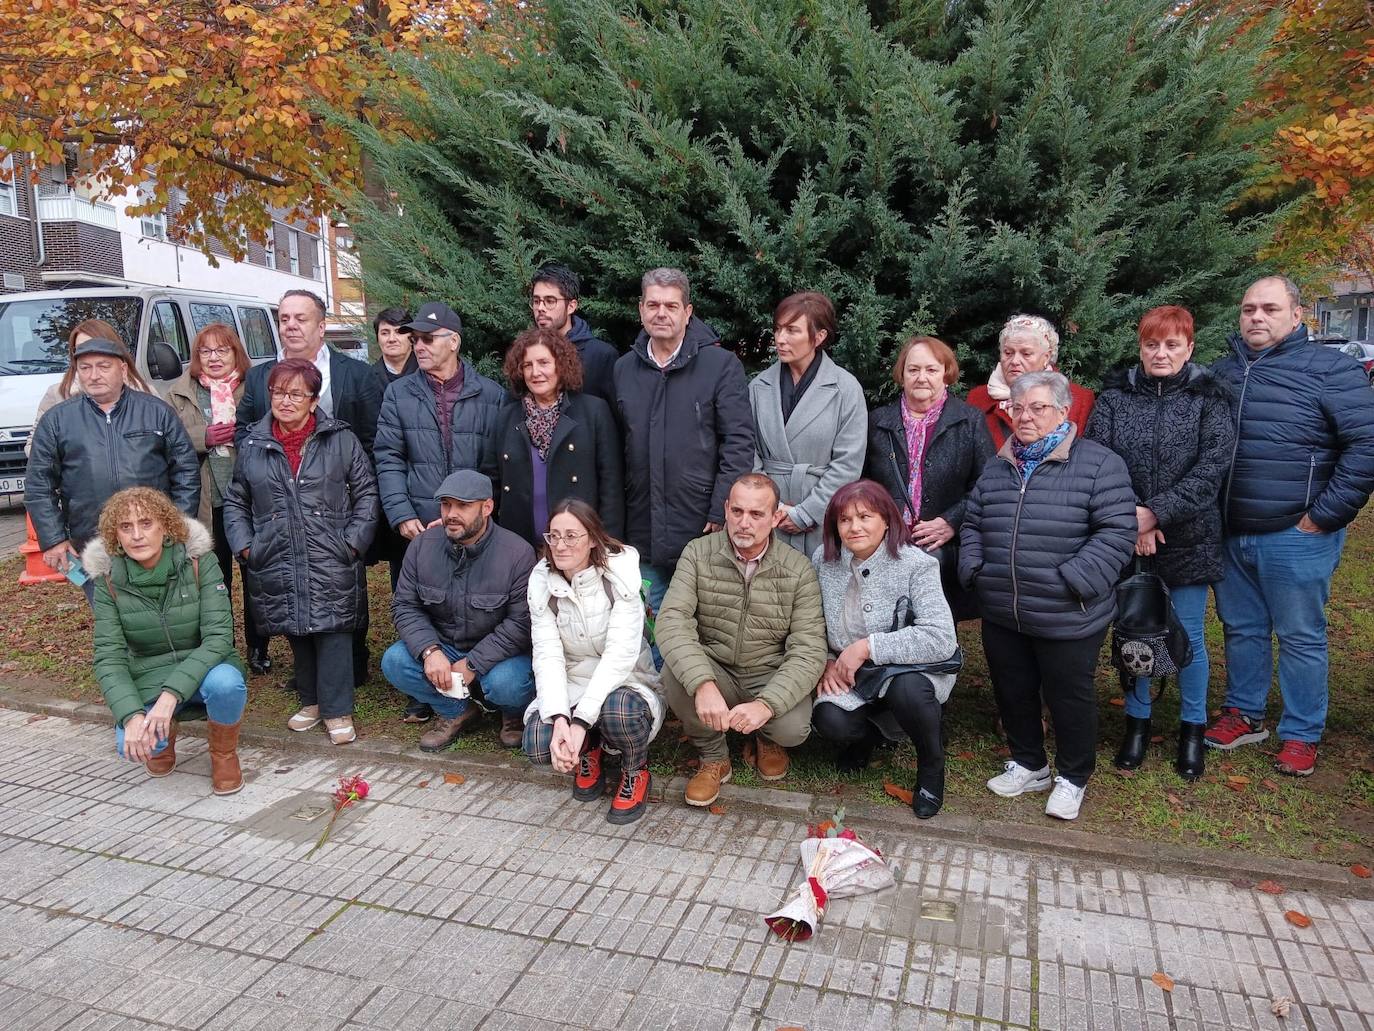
[900,390,947,528]
[198,371,239,425]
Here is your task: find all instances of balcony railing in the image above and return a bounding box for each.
[38,194,118,230]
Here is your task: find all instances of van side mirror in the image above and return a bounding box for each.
[148,340,182,381]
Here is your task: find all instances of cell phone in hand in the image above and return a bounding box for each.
[65,554,88,586]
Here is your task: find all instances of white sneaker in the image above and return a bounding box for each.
[986,761,1052,797]
[1045,777,1085,820]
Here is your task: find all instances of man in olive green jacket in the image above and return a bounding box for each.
[657,473,827,806]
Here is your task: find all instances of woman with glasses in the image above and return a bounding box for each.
[223,358,378,744]
[167,324,272,674]
[960,371,1136,822]
[523,498,663,824]
[495,326,624,547]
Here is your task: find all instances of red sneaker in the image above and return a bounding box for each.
[573,745,604,801]
[1204,708,1269,750]
[607,768,651,825]
[1274,740,1317,777]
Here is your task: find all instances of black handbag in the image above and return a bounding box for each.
[1110,558,1193,699]
[851,595,963,703]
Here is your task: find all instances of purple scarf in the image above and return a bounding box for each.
[900,391,947,527]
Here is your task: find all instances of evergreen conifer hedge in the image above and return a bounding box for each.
[343,0,1280,395]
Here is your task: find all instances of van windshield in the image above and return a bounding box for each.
[0,297,144,374]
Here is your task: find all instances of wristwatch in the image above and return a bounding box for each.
[418,645,441,662]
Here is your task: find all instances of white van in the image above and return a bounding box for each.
[0,286,281,496]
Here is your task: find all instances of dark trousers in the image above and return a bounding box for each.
[288,632,354,718]
[981,620,1108,788]
[212,505,267,655]
[812,673,945,794]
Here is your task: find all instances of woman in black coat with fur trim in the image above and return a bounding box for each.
[1084,306,1235,781]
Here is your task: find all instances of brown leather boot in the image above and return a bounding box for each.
[754,737,790,781]
[145,722,178,777]
[684,759,732,807]
[207,720,244,795]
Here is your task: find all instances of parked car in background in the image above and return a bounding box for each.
[0,286,279,497]
[1316,336,1374,385]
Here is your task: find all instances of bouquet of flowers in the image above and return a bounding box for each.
[764,808,894,941]
[304,774,369,858]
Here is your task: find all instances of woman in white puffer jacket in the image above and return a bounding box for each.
[524,498,664,825]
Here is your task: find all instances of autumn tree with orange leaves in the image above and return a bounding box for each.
[0,0,484,258]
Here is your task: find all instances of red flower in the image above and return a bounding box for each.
[308,774,370,859]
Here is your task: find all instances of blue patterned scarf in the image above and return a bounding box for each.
[1010,420,1071,483]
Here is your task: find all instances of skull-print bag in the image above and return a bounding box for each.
[1110,559,1193,700]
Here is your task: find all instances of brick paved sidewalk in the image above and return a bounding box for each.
[0,707,1370,1031]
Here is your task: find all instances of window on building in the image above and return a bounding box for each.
[288,232,300,275]
[0,156,16,217]
[237,306,277,358]
[264,231,277,270]
[149,301,190,362]
[140,210,167,241]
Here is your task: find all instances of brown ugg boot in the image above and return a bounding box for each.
[145,722,178,777]
[207,720,244,795]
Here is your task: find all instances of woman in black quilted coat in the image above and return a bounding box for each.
[1084,305,1235,781]
[223,358,378,745]
[960,371,1136,822]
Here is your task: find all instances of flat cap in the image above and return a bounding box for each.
[73,336,127,360]
[434,469,492,502]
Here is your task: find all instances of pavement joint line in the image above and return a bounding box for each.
[5,690,1369,903]
[1026,875,1040,1031]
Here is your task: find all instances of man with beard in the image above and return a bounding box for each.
[656,473,827,806]
[381,470,537,751]
[528,263,618,402]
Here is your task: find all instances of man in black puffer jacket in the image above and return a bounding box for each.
[612,268,754,616]
[1206,276,1374,777]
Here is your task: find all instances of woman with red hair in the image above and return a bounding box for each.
[1084,305,1234,781]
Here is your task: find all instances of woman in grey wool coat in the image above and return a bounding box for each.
[811,480,959,819]
[750,292,867,559]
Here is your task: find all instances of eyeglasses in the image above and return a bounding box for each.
[530,296,568,309]
[199,347,233,358]
[269,389,313,403]
[1009,402,1062,417]
[542,531,587,546]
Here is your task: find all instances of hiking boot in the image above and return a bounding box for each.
[685,759,732,807]
[1204,708,1269,750]
[986,761,1052,797]
[1274,740,1317,777]
[1175,721,1206,781]
[145,722,178,777]
[499,712,524,748]
[754,737,790,781]
[608,767,651,825]
[418,708,482,752]
[573,745,605,801]
[1045,776,1086,821]
[1113,715,1151,771]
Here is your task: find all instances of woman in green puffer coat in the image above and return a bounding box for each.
[83,486,247,794]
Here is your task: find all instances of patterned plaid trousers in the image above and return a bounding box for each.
[523,686,654,771]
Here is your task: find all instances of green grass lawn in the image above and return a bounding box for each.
[5,509,1372,865]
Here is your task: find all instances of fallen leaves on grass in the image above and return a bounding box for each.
[1226,775,1251,786]
[1284,910,1313,928]
[1261,778,1280,791]
[1166,793,1184,807]
[1109,697,1125,707]
[442,773,465,786]
[1351,864,1372,879]
[955,751,975,761]
[1256,880,1285,895]
[1151,971,1175,992]
[883,782,914,805]
[1149,735,1164,744]
[1271,996,1292,1018]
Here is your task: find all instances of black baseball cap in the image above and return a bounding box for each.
[400,301,463,336]
[73,337,127,359]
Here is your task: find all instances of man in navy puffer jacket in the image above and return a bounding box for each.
[1207,276,1374,776]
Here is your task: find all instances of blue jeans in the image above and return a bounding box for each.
[1125,583,1211,723]
[114,662,246,757]
[380,642,534,720]
[1213,526,1346,743]
[640,561,674,670]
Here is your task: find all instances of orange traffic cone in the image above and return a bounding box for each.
[19,513,65,585]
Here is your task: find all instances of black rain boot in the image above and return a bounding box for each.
[835,725,880,774]
[1175,721,1206,781]
[913,757,945,820]
[1113,715,1151,771]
